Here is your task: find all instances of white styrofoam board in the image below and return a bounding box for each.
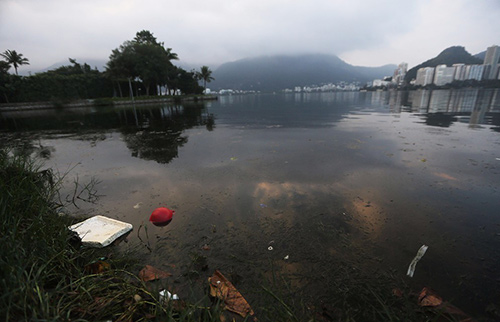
[69,215,133,248]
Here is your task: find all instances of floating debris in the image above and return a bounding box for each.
[159,289,179,301]
[407,245,428,277]
[69,215,133,248]
[149,207,175,226]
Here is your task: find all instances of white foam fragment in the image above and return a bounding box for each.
[69,215,133,248]
[407,245,428,278]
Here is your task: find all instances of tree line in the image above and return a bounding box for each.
[0,30,214,104]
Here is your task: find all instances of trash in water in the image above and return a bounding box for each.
[284,255,289,260]
[138,265,172,282]
[159,289,179,301]
[202,244,211,251]
[259,203,267,208]
[268,246,273,251]
[149,207,175,226]
[230,157,238,161]
[133,202,142,209]
[407,245,428,277]
[208,270,255,318]
[69,215,133,248]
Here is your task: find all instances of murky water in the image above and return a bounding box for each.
[1,89,499,316]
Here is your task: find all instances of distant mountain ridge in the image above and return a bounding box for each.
[405,46,483,82]
[210,54,396,91]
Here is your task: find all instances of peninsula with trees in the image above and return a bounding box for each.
[0,30,214,105]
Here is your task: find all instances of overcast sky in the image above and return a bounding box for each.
[1,0,499,74]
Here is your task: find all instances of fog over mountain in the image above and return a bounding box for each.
[210,54,396,91]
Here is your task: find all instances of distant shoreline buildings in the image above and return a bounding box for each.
[370,45,500,88]
[414,45,500,86]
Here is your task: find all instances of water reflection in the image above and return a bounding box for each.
[0,103,215,164]
[1,89,499,317]
[371,89,500,129]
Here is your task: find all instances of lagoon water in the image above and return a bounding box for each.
[1,89,499,316]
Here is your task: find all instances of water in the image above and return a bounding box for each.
[1,89,499,316]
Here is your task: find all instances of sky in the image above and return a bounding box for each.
[0,0,499,74]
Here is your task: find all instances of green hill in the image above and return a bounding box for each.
[211,54,396,91]
[405,46,483,82]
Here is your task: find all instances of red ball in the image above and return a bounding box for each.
[150,207,175,226]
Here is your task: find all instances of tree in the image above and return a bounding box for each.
[196,66,214,91]
[106,31,180,96]
[0,61,13,102]
[0,49,30,75]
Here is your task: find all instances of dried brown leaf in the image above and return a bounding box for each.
[84,260,110,274]
[208,270,255,318]
[138,265,172,282]
[418,287,443,307]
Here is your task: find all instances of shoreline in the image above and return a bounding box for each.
[0,94,218,112]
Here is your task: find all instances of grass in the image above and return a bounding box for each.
[0,150,226,321]
[0,150,475,321]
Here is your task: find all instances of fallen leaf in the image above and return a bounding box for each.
[139,265,172,282]
[392,288,403,298]
[208,270,255,318]
[418,287,477,322]
[418,287,443,307]
[84,260,110,274]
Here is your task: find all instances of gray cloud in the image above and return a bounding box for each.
[0,0,499,73]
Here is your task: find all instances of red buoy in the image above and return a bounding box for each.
[149,207,175,226]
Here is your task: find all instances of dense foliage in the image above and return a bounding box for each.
[0,30,203,104]
[106,30,202,97]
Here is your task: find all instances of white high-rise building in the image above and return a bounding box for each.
[393,62,408,85]
[434,65,456,86]
[415,67,435,86]
[483,45,500,79]
[453,64,467,81]
[467,65,485,80]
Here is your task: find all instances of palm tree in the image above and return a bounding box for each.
[0,49,30,75]
[197,66,214,91]
[164,48,178,62]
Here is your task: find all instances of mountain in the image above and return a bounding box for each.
[474,51,486,61]
[405,46,483,82]
[210,54,396,91]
